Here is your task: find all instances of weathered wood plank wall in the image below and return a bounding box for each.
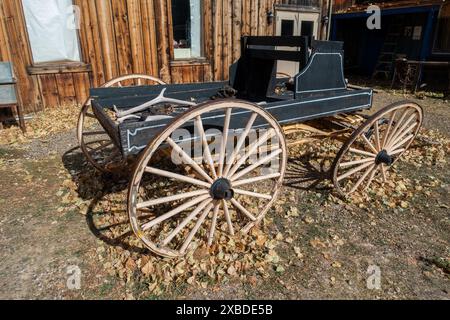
[0,0,297,113]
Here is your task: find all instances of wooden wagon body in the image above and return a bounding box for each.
[90,37,373,157]
[78,36,422,258]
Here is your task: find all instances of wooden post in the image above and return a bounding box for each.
[446,64,450,100]
[154,0,171,83]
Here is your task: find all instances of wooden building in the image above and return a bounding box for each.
[0,0,330,115]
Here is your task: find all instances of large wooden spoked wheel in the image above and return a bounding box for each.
[332,101,423,197]
[128,100,287,258]
[77,74,166,174]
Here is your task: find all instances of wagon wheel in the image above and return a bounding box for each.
[77,74,166,174]
[128,100,287,258]
[332,101,423,197]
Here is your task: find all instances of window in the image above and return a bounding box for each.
[434,3,450,53]
[281,20,295,36]
[22,0,81,64]
[301,21,314,37]
[171,0,202,59]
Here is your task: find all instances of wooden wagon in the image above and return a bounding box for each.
[77,36,423,258]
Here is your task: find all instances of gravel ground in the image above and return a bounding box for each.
[0,89,449,300]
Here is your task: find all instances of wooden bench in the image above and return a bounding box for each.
[0,62,26,132]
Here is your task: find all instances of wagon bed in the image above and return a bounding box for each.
[90,37,373,157]
[79,36,422,258]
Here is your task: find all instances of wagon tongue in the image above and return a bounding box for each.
[375,150,394,166]
[210,178,234,200]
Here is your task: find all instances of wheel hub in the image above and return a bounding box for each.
[210,178,234,200]
[375,150,393,166]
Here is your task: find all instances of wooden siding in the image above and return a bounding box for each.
[0,0,316,114]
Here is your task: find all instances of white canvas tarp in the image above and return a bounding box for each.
[22,0,81,63]
[190,0,201,58]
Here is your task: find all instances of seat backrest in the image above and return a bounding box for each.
[0,62,17,105]
[230,36,309,101]
[0,62,15,84]
[294,40,347,98]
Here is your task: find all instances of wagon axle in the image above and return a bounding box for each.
[375,150,394,166]
[210,178,234,201]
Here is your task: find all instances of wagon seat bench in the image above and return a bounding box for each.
[77,36,423,258]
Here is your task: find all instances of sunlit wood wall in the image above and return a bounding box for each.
[0,0,318,113]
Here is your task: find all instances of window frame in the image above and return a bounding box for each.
[169,0,206,62]
[432,3,450,55]
[19,0,90,75]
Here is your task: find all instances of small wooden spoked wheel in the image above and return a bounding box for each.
[128,100,287,258]
[332,101,423,197]
[77,74,166,174]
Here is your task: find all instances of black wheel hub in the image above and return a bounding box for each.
[211,178,234,200]
[375,150,394,166]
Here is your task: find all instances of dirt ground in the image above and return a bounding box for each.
[0,88,449,300]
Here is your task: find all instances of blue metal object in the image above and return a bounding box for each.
[0,62,18,105]
[0,62,15,84]
[420,7,439,61]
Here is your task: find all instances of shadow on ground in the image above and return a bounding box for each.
[61,146,147,254]
[284,153,333,193]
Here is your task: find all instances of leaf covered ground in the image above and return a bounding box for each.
[0,90,449,300]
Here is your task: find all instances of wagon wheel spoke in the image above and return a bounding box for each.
[218,108,232,177]
[196,115,218,179]
[386,122,418,152]
[83,130,108,136]
[339,157,374,169]
[381,164,387,183]
[361,132,378,154]
[385,109,411,147]
[145,167,212,188]
[161,199,213,247]
[390,134,415,153]
[223,112,258,177]
[222,199,235,235]
[102,148,121,165]
[382,110,398,147]
[141,194,211,231]
[180,203,214,254]
[85,112,96,119]
[337,161,374,182]
[230,149,283,182]
[232,172,282,187]
[137,189,210,209]
[166,137,214,183]
[88,141,114,153]
[349,163,376,193]
[230,199,257,221]
[349,148,377,158]
[389,148,406,156]
[374,121,381,151]
[364,166,379,191]
[233,188,273,200]
[227,128,276,178]
[208,202,221,246]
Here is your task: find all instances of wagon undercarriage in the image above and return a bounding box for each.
[77,36,423,257]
